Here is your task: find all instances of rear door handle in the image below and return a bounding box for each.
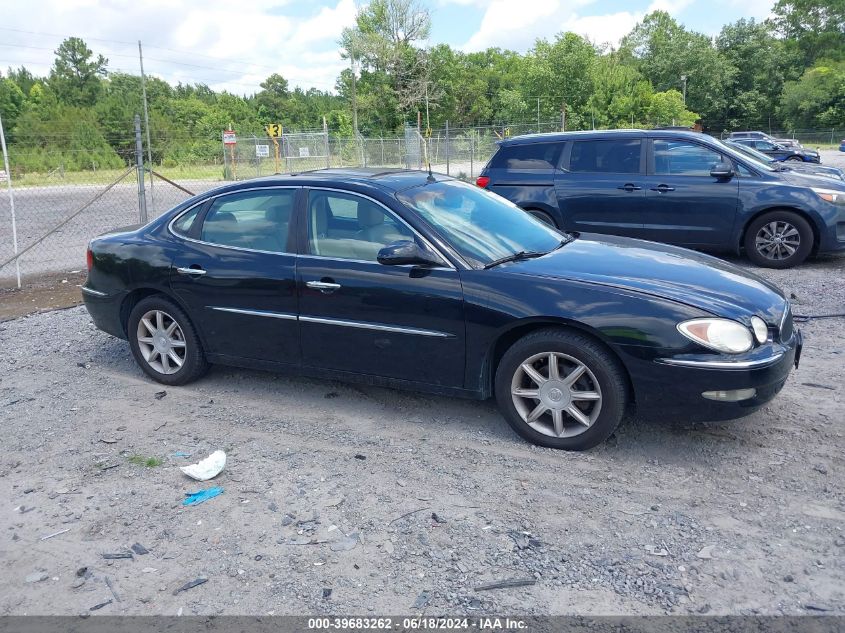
[176,266,206,276]
[650,184,676,193]
[306,280,341,293]
[617,183,642,191]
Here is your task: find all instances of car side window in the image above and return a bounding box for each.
[199,189,295,253]
[307,190,416,262]
[755,141,776,151]
[489,142,563,170]
[653,140,723,176]
[569,140,641,174]
[172,206,200,236]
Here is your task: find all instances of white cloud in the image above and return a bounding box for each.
[559,12,644,48]
[0,0,357,94]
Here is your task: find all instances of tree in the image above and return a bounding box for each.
[779,61,845,128]
[771,0,845,64]
[620,11,735,127]
[48,37,108,106]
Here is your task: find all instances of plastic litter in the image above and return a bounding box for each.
[183,487,224,506]
[172,451,191,458]
[179,450,226,481]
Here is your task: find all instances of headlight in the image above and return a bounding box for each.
[750,316,768,344]
[678,318,753,354]
[811,187,845,204]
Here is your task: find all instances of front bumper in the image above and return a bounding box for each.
[625,332,801,422]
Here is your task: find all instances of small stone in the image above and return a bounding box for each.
[814,464,828,475]
[696,545,715,560]
[783,574,794,582]
[25,572,49,584]
[322,587,332,600]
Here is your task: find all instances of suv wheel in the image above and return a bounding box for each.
[526,209,557,228]
[495,328,627,450]
[744,211,813,269]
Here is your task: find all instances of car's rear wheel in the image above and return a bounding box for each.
[128,295,208,385]
[786,156,803,162]
[526,209,557,228]
[495,328,627,450]
[744,210,813,269]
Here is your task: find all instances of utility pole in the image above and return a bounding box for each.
[138,41,154,212]
[681,74,687,106]
[424,80,430,134]
[350,53,358,137]
[537,97,541,132]
[0,111,20,288]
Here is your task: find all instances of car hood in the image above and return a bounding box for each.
[773,169,845,189]
[503,234,787,323]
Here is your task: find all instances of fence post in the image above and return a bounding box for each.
[831,128,835,145]
[134,114,148,224]
[0,110,21,288]
[445,121,450,176]
[323,117,330,169]
[470,133,474,179]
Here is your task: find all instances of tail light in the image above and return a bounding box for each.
[476,175,489,188]
[86,246,94,271]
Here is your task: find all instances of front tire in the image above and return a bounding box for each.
[495,328,627,450]
[128,295,209,386]
[744,210,813,269]
[525,209,557,228]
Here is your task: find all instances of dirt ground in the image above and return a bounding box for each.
[0,253,843,617]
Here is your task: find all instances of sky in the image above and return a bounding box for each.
[0,0,774,95]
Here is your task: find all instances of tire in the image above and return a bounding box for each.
[526,209,557,228]
[786,156,803,162]
[744,210,813,269]
[495,328,627,450]
[127,295,209,386]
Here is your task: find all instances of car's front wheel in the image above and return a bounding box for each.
[495,328,627,450]
[128,295,209,385]
[744,210,813,269]
[786,156,803,162]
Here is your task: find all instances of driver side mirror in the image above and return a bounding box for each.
[710,162,734,179]
[377,240,443,267]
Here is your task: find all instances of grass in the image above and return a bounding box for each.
[127,455,163,468]
[10,163,226,188]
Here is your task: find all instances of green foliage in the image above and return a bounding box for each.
[128,455,163,468]
[6,1,845,177]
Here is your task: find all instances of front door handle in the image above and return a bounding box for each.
[306,280,341,294]
[617,183,642,191]
[176,266,206,276]
[650,184,676,193]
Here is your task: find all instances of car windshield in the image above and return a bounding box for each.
[396,179,565,267]
[717,140,776,172]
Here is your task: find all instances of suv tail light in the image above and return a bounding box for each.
[476,175,489,188]
[86,246,94,271]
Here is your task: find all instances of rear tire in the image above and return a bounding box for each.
[525,208,557,228]
[744,210,813,269]
[786,156,803,162]
[128,295,209,386]
[495,328,627,450]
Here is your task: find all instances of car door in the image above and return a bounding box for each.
[169,187,301,365]
[640,138,739,247]
[754,140,788,161]
[296,188,466,387]
[554,137,647,238]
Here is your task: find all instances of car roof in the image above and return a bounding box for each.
[243,167,452,192]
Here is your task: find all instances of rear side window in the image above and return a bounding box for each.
[199,189,296,253]
[489,142,563,170]
[172,207,200,236]
[569,140,641,174]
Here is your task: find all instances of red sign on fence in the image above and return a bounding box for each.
[222,130,237,145]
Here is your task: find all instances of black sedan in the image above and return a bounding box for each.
[82,169,801,450]
[732,138,820,163]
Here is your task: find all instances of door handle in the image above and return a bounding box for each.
[176,266,207,276]
[617,183,642,191]
[650,184,676,193]
[306,280,341,293]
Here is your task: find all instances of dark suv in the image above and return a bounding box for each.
[476,130,845,268]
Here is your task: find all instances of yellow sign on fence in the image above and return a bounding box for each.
[265,124,283,138]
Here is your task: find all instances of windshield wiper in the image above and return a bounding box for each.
[483,250,546,269]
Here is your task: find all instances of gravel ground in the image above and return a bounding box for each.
[0,254,844,617]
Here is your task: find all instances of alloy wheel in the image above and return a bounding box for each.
[754,220,800,261]
[510,351,602,438]
[136,309,187,375]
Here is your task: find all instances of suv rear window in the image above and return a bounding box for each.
[569,139,642,174]
[489,142,563,170]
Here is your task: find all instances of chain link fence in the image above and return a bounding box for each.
[4,118,845,290]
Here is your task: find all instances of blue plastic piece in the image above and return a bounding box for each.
[183,487,224,506]
[172,451,191,458]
